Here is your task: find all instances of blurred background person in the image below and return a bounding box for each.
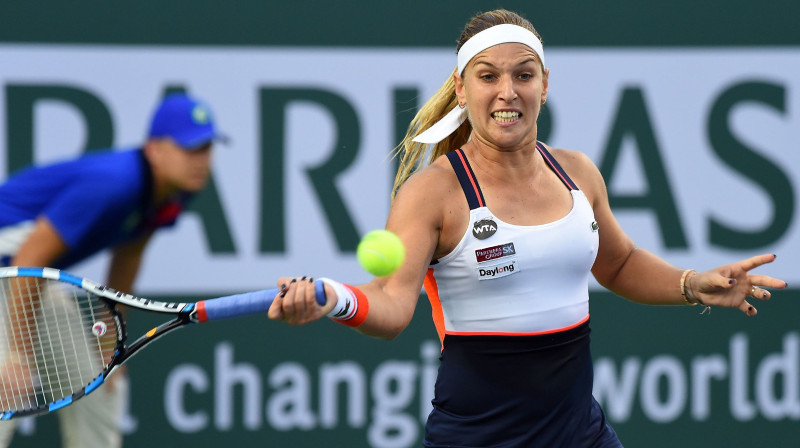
[0,93,226,448]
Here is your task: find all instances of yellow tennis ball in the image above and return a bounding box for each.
[357,230,405,276]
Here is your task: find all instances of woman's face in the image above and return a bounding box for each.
[455,42,548,150]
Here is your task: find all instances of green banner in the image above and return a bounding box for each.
[9,289,799,447]
[2,2,798,446]
[1,1,797,46]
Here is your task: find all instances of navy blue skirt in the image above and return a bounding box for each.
[424,320,622,447]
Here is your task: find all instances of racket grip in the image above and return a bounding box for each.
[197,280,327,322]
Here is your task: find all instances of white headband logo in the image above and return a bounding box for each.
[413,24,545,144]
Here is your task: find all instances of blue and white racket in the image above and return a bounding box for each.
[0,266,325,420]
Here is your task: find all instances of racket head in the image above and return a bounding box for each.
[0,267,319,419]
[0,267,123,419]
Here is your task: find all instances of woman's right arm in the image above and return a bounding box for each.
[268,164,449,340]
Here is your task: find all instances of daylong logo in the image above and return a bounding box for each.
[472,218,498,240]
[477,260,518,280]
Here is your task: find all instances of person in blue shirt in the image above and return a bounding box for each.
[0,93,226,448]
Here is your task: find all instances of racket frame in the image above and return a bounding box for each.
[0,266,281,419]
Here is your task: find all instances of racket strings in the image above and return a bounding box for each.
[0,277,118,413]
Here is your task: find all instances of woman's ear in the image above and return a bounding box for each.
[454,72,466,107]
[541,67,550,105]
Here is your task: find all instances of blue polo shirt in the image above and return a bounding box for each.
[0,148,188,268]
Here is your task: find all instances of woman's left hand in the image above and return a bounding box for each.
[687,253,788,316]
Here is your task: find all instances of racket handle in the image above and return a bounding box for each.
[197,279,326,322]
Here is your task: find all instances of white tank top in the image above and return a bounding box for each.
[424,143,599,339]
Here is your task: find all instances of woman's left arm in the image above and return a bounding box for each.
[564,150,787,315]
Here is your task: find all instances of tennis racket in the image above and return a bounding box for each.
[0,266,325,420]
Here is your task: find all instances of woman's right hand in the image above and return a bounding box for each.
[268,276,336,325]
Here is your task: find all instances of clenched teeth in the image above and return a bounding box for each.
[492,111,520,122]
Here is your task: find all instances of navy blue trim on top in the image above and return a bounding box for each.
[535,141,578,191]
[445,149,485,211]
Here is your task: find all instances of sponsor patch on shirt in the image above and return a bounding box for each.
[476,259,519,280]
[475,242,516,263]
[472,218,498,240]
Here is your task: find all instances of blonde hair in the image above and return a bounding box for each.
[391,9,543,198]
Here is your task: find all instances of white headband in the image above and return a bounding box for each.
[458,24,545,74]
[413,24,545,144]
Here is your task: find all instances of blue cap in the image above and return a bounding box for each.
[148,94,227,150]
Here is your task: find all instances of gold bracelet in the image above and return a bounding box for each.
[680,269,698,305]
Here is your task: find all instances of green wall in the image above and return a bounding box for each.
[10,290,800,447]
[1,0,799,47]
[2,2,799,447]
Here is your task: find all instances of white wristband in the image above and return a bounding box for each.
[319,278,358,320]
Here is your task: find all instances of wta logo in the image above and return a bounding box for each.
[476,260,518,280]
[472,218,498,240]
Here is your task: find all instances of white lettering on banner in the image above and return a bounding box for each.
[319,361,366,428]
[639,356,687,422]
[215,344,263,430]
[11,334,797,443]
[156,334,799,443]
[162,341,439,448]
[165,365,210,432]
[593,332,800,423]
[0,45,798,292]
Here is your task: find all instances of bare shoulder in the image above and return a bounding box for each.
[542,145,603,184]
[543,146,596,172]
[394,155,458,202]
[541,144,606,204]
[391,155,459,222]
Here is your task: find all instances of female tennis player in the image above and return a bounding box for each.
[269,9,788,447]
